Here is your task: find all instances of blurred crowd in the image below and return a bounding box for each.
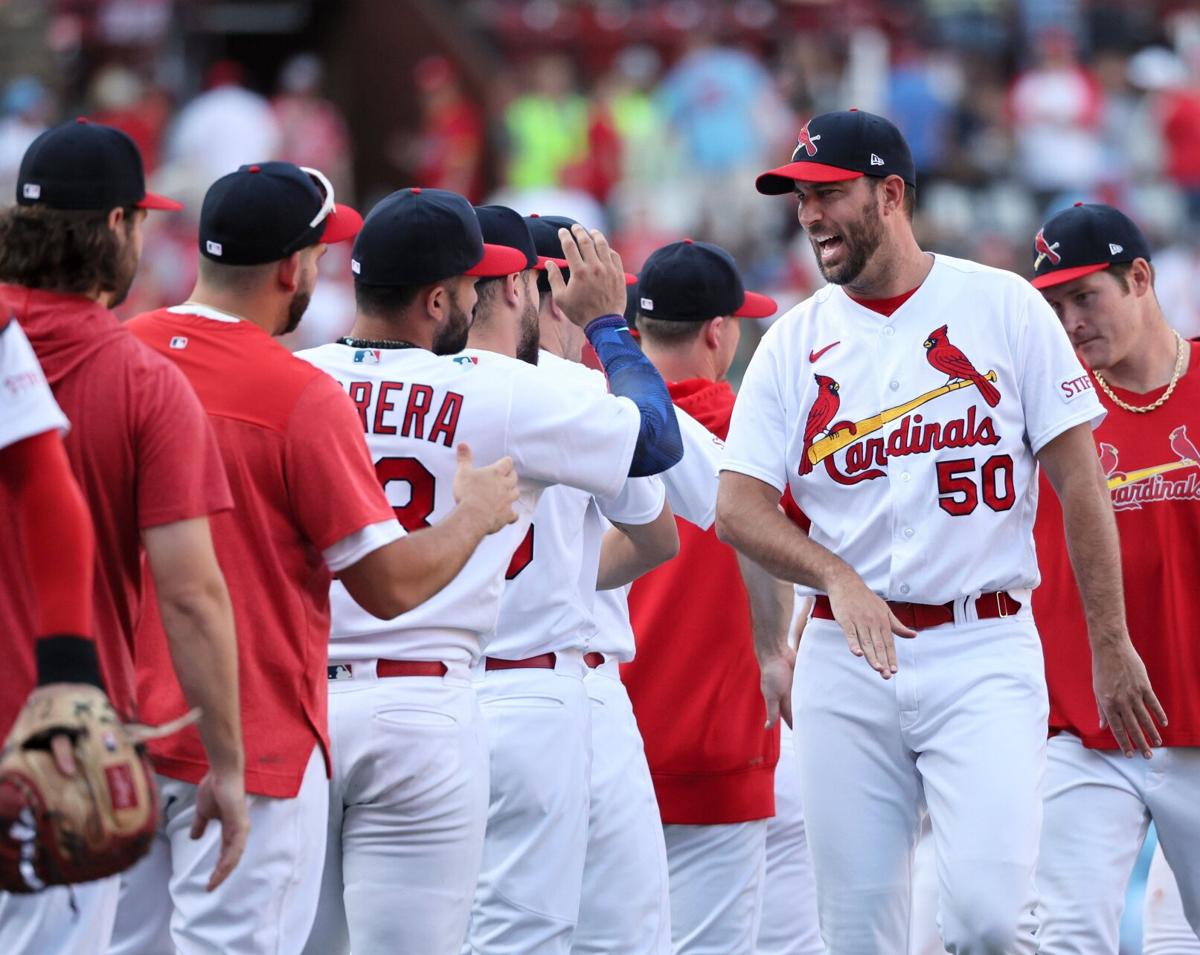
[4,0,1200,352]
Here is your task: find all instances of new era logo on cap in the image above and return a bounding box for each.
[1109,243,1124,255]
[205,240,223,257]
[870,154,884,166]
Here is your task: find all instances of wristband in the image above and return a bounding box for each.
[35,634,105,689]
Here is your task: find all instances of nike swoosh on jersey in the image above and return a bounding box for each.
[809,341,841,363]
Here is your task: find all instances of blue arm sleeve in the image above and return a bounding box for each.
[585,315,684,477]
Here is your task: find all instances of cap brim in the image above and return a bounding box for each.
[136,191,183,212]
[624,272,637,286]
[1030,262,1110,290]
[320,203,363,244]
[466,243,531,277]
[535,255,569,271]
[734,289,779,318]
[755,162,864,195]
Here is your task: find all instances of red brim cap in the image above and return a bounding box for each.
[320,203,363,244]
[467,242,531,277]
[1030,262,1110,290]
[734,289,779,318]
[136,191,184,212]
[755,162,864,195]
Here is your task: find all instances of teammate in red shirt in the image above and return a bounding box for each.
[1029,204,1200,950]
[0,120,246,955]
[623,238,786,952]
[108,162,518,955]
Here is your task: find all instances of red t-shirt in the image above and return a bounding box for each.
[1033,342,1200,748]
[624,378,779,824]
[0,286,231,733]
[129,307,396,797]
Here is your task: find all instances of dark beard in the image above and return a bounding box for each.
[106,239,139,308]
[811,194,884,286]
[433,298,472,356]
[282,289,311,335]
[516,299,540,365]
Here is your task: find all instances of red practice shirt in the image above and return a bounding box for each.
[624,378,779,824]
[1034,342,1200,749]
[129,307,397,797]
[0,286,231,733]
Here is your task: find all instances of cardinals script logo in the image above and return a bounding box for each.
[797,326,1003,485]
[1100,425,1200,510]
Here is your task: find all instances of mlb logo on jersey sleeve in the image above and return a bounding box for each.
[353,349,381,364]
[169,336,188,350]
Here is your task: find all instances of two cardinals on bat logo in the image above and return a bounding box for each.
[798,325,1002,479]
[1100,426,1200,510]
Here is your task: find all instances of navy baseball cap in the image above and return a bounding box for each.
[17,118,181,212]
[199,162,361,265]
[637,239,777,322]
[474,205,538,271]
[1030,202,1153,290]
[756,109,916,195]
[524,212,637,284]
[354,188,527,287]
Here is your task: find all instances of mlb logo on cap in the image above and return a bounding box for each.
[22,184,40,200]
[206,240,223,257]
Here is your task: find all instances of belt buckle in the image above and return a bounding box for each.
[995,592,1009,619]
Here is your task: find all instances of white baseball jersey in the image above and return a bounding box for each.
[587,402,724,660]
[0,317,68,450]
[488,351,665,659]
[296,343,642,665]
[723,254,1104,605]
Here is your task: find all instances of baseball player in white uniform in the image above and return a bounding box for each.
[573,403,723,955]
[715,109,1161,953]
[298,190,682,955]
[461,205,678,955]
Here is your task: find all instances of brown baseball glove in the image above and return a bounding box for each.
[0,683,191,892]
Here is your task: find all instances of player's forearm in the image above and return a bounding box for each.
[595,507,680,589]
[1056,460,1129,648]
[373,503,494,616]
[585,317,683,476]
[716,472,853,594]
[158,578,244,775]
[737,551,794,664]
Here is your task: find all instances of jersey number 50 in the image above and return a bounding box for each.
[935,454,1015,516]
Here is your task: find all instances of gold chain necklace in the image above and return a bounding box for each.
[1093,331,1186,414]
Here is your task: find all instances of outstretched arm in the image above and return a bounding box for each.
[1038,422,1165,758]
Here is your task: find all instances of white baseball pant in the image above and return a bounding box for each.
[1036,734,1200,953]
[0,876,119,954]
[572,658,671,955]
[109,746,326,955]
[466,650,592,955]
[664,820,767,954]
[1144,842,1200,954]
[908,814,949,955]
[302,663,489,955]
[793,615,1044,955]
[756,721,824,955]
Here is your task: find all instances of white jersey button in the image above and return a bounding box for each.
[899,584,911,595]
[903,527,915,539]
[882,326,895,337]
[900,471,911,482]
[889,380,900,391]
